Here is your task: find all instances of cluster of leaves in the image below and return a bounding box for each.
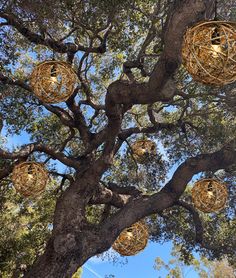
[154,244,236,278]
[0,177,58,277]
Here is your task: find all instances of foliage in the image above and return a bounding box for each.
[0,0,236,276]
[154,244,236,278]
[0,178,58,277]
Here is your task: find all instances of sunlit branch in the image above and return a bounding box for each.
[0,143,80,168]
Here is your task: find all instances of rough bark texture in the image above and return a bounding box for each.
[2,0,235,277]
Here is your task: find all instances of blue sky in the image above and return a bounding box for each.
[82,242,200,278]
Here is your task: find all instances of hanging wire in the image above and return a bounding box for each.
[214,0,218,20]
[52,49,55,61]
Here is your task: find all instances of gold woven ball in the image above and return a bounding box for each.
[191,179,228,213]
[182,21,236,86]
[131,140,156,164]
[30,60,77,103]
[112,221,149,256]
[12,162,48,198]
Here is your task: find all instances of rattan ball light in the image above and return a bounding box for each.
[191,178,228,213]
[12,162,48,198]
[182,21,236,86]
[131,140,156,164]
[30,60,77,103]
[112,221,149,256]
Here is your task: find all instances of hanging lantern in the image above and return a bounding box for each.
[131,140,156,164]
[191,178,228,213]
[12,162,48,197]
[30,60,77,103]
[182,21,236,86]
[112,221,149,256]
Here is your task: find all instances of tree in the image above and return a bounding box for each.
[0,0,236,277]
[154,244,236,278]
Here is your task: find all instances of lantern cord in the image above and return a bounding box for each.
[52,50,55,61]
[214,0,218,20]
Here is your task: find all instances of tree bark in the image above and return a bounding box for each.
[25,141,236,277]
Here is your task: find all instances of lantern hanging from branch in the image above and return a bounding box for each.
[112,221,149,256]
[182,21,236,86]
[30,60,77,103]
[12,162,48,198]
[131,140,156,164]
[191,178,228,213]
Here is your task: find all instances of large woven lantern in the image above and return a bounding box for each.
[112,221,149,256]
[12,162,48,198]
[131,140,156,164]
[30,60,77,103]
[182,21,236,86]
[191,179,228,213]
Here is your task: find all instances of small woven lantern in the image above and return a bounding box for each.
[131,140,156,164]
[112,221,149,256]
[30,60,77,103]
[12,162,48,198]
[191,178,228,213]
[182,21,236,86]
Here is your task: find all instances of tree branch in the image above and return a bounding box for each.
[0,73,80,130]
[175,200,204,244]
[0,72,31,92]
[0,143,80,169]
[100,139,236,243]
[105,0,214,118]
[0,12,108,54]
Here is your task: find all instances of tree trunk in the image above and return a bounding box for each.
[24,166,113,277]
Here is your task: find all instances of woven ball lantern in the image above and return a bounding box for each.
[191,179,228,213]
[131,140,156,164]
[12,162,48,198]
[30,60,77,103]
[112,221,149,256]
[182,21,236,86]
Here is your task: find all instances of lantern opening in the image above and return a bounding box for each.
[27,164,34,183]
[211,27,222,56]
[50,64,58,83]
[207,181,214,198]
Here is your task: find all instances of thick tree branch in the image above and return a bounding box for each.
[90,182,142,208]
[66,97,93,144]
[90,185,131,208]
[0,143,80,169]
[100,139,236,243]
[105,0,214,118]
[119,122,178,140]
[41,103,76,128]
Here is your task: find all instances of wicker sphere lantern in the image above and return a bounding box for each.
[182,21,236,86]
[191,179,228,213]
[112,221,149,256]
[131,140,156,164]
[30,60,77,103]
[12,162,48,198]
